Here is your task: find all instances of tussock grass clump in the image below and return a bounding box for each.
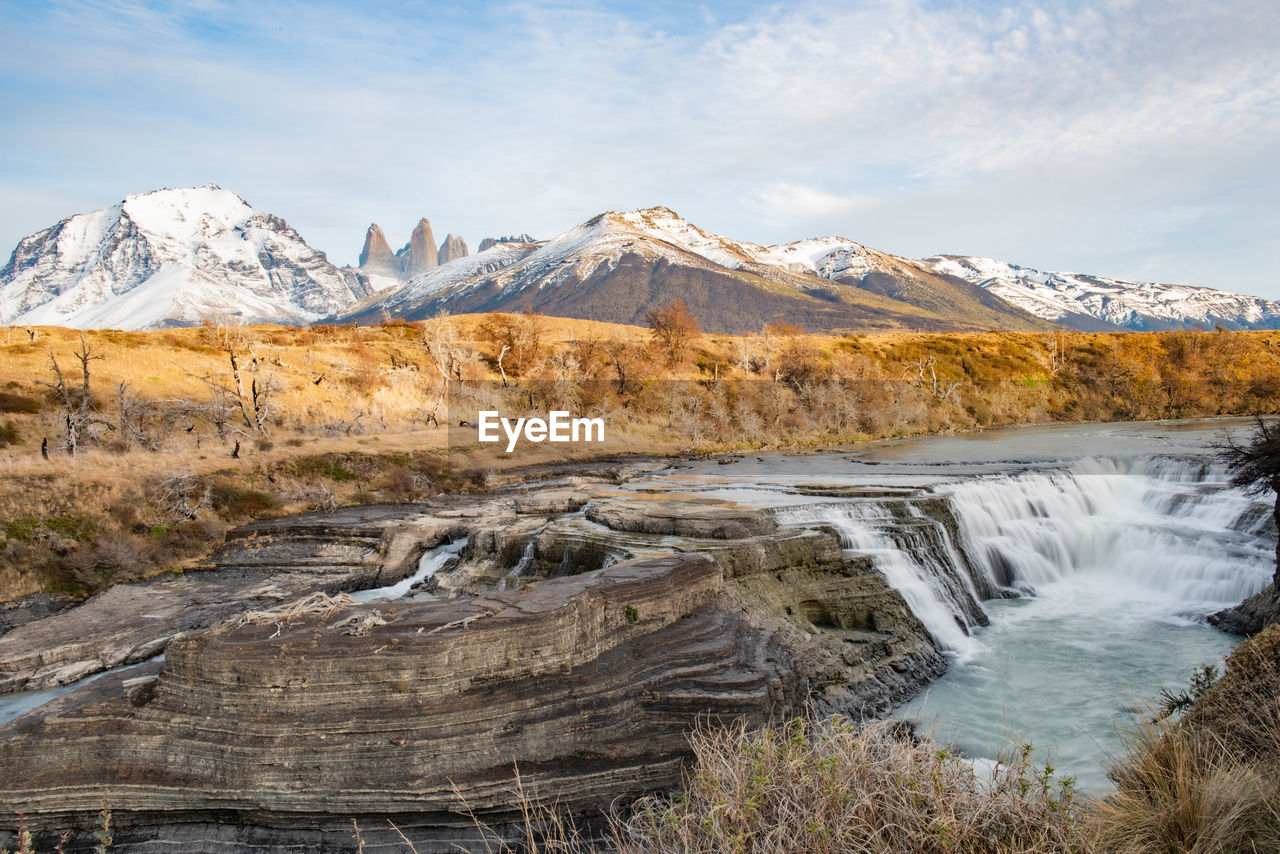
[618,718,1085,854]
[1092,721,1280,853]
[1091,626,1280,853]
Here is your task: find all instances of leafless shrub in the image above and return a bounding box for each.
[237,591,360,629]
[149,472,212,522]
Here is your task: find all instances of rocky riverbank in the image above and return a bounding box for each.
[0,480,943,852]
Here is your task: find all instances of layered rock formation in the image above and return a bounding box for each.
[0,504,460,694]
[0,489,942,852]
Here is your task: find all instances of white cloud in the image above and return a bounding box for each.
[747,183,873,222]
[1,0,1278,297]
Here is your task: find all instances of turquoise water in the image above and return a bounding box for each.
[896,575,1240,792]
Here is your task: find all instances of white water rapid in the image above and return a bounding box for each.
[947,457,1271,612]
[767,451,1274,791]
[350,538,467,603]
[773,500,989,660]
[904,456,1271,791]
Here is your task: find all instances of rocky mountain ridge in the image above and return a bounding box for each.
[925,255,1280,331]
[341,206,1051,333]
[5,187,1277,333]
[0,185,371,329]
[355,218,470,289]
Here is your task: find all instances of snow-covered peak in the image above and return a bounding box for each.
[613,207,764,269]
[923,254,1280,330]
[1,186,369,329]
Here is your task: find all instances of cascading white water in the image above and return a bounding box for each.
[946,457,1273,616]
[772,453,1275,790]
[350,538,467,603]
[773,502,987,660]
[891,454,1275,791]
[505,539,537,579]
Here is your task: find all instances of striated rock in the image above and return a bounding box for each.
[439,500,943,718]
[0,555,800,851]
[438,233,469,264]
[586,498,777,539]
[0,505,461,694]
[402,218,439,276]
[0,592,75,637]
[0,490,945,851]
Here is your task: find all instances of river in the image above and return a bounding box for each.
[1,418,1272,796]
[624,418,1275,791]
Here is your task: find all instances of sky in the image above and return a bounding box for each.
[2,0,1279,298]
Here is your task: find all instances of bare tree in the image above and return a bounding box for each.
[39,333,108,455]
[1221,417,1280,583]
[250,375,278,436]
[115,381,160,450]
[422,316,467,427]
[199,376,240,440]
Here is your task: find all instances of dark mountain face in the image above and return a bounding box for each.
[341,208,1053,334]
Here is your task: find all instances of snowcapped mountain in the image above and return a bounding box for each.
[341,240,540,322]
[341,207,1048,333]
[0,185,371,329]
[924,255,1280,331]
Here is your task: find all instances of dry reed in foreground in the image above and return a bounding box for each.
[424,719,1087,854]
[615,718,1085,854]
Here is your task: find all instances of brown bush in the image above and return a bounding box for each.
[0,419,20,447]
[0,391,42,413]
[211,481,280,521]
[620,718,1085,854]
[64,534,155,586]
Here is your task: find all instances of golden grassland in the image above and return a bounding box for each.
[0,316,1278,602]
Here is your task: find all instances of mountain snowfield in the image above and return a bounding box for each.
[341,206,1045,333]
[924,255,1280,331]
[0,186,370,329]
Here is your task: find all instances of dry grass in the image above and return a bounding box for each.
[1091,722,1280,853]
[617,718,1085,854]
[2,320,1278,604]
[1090,626,1280,853]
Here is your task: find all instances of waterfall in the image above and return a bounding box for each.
[773,455,1275,658]
[351,538,467,603]
[946,457,1273,617]
[505,539,538,579]
[772,501,987,660]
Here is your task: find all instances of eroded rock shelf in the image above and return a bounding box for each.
[0,485,942,852]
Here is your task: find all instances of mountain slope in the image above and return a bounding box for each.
[343,207,1052,333]
[924,255,1280,331]
[0,186,371,329]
